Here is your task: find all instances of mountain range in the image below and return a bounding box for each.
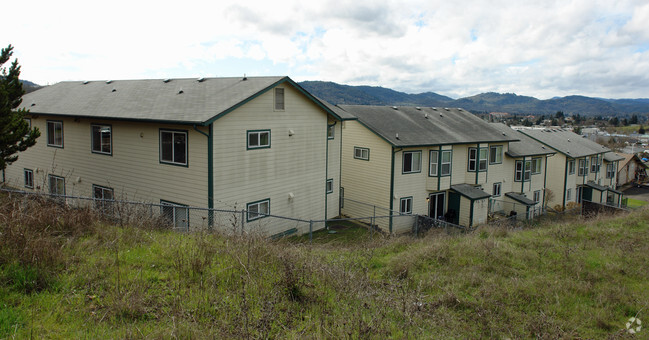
[299,81,649,117]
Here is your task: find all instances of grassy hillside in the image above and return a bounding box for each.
[1,193,647,338]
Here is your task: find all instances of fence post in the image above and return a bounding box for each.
[414,215,419,237]
[241,210,245,235]
[309,220,313,244]
[372,205,376,238]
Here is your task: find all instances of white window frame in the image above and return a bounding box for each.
[531,157,542,174]
[590,156,600,173]
[354,147,370,161]
[274,88,285,110]
[91,124,112,155]
[489,145,503,164]
[578,159,587,176]
[93,185,114,211]
[247,199,270,221]
[533,190,541,203]
[493,182,501,196]
[403,151,422,174]
[47,120,63,148]
[326,179,333,194]
[160,130,188,166]
[161,200,189,229]
[327,124,335,139]
[469,147,487,172]
[24,169,34,189]
[399,197,413,215]
[441,150,452,176]
[247,130,271,149]
[515,160,531,182]
[429,150,439,176]
[568,160,576,175]
[567,188,572,201]
[48,175,65,196]
[606,163,615,179]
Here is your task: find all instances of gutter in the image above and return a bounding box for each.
[562,157,569,209]
[193,124,214,227]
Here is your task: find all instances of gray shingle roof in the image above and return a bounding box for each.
[19,76,341,124]
[450,184,491,200]
[585,181,608,192]
[336,105,519,146]
[519,128,610,158]
[603,152,624,162]
[489,123,555,157]
[505,192,536,206]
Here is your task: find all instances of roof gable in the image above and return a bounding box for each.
[519,128,610,158]
[490,123,555,157]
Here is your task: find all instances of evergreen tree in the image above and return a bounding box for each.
[639,125,646,135]
[0,44,40,171]
[630,114,639,125]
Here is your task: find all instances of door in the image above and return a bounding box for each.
[429,192,446,220]
[582,187,592,202]
[447,192,461,225]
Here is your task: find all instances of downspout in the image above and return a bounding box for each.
[475,145,480,185]
[324,121,336,224]
[338,121,343,217]
[389,147,402,234]
[562,157,569,209]
[193,124,213,227]
[469,199,474,227]
[521,156,526,194]
[437,146,442,190]
[543,154,552,209]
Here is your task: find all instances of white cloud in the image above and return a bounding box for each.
[3,0,648,98]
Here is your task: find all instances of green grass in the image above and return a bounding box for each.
[625,198,649,209]
[1,195,648,338]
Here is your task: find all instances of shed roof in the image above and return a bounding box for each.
[519,128,610,158]
[585,181,608,192]
[603,152,624,162]
[450,184,491,200]
[489,123,555,157]
[18,76,341,125]
[336,105,519,147]
[505,192,536,206]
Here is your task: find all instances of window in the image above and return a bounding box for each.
[533,190,541,203]
[493,182,501,196]
[532,158,542,174]
[468,148,487,171]
[354,147,369,160]
[399,197,413,214]
[590,156,600,173]
[490,145,503,164]
[578,159,587,176]
[247,130,270,149]
[24,169,34,189]
[48,175,65,195]
[247,199,270,221]
[568,160,575,175]
[429,151,438,176]
[326,179,333,194]
[160,130,187,165]
[441,150,452,176]
[606,163,615,179]
[274,88,285,110]
[24,118,31,137]
[515,160,531,182]
[47,121,63,147]
[567,188,572,201]
[91,124,112,155]
[403,151,421,174]
[327,124,335,139]
[161,200,189,229]
[93,185,114,212]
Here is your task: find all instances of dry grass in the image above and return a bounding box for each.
[1,192,648,338]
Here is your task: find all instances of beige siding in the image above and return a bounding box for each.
[472,198,489,226]
[6,117,208,207]
[459,196,471,226]
[210,85,331,235]
[327,120,342,218]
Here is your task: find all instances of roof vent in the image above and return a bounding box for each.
[432,107,438,110]
[444,108,450,111]
[82,81,89,85]
[31,102,35,106]
[395,133,400,140]
[502,132,506,136]
[567,139,571,142]
[112,88,116,92]
[392,106,398,110]
[163,78,171,83]
[243,74,247,81]
[197,77,205,82]
[106,80,112,84]
[440,113,443,117]
[541,146,546,149]
[416,107,421,110]
[424,113,428,119]
[178,88,184,94]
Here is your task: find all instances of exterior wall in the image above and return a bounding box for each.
[210,84,332,235]
[472,198,489,225]
[459,196,471,227]
[544,153,569,208]
[617,164,629,187]
[326,120,342,218]
[340,120,392,225]
[5,117,209,207]
[602,160,618,188]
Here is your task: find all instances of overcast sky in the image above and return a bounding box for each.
[4,0,649,99]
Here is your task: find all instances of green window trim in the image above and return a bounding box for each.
[489,145,503,164]
[531,157,542,174]
[246,198,270,222]
[48,174,65,196]
[429,150,452,177]
[514,160,531,182]
[46,120,64,148]
[399,196,413,215]
[159,129,189,167]
[91,123,113,156]
[160,200,190,229]
[354,146,370,161]
[429,150,439,176]
[402,150,422,174]
[247,129,271,150]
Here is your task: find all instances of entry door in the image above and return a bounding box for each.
[429,192,445,220]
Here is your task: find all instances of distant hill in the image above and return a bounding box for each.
[299,81,649,116]
[21,80,42,93]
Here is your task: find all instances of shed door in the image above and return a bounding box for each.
[447,192,461,225]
